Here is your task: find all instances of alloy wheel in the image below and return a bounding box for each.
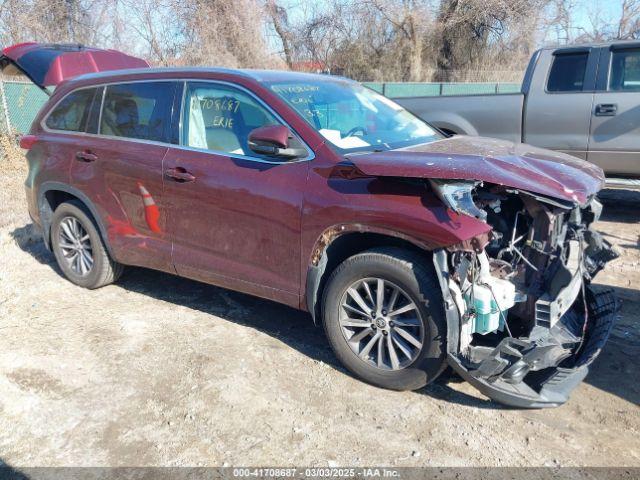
[58,216,94,276]
[339,277,425,371]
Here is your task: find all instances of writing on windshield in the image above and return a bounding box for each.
[269,79,441,152]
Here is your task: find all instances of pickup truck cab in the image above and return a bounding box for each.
[396,41,640,180]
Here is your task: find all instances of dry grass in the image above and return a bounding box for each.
[0,134,29,229]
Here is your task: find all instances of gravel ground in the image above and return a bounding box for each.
[0,176,638,467]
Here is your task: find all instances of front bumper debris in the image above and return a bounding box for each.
[447,287,618,408]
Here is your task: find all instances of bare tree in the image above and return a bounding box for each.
[549,0,640,44]
[2,0,635,84]
[364,0,430,81]
[619,0,640,38]
[544,0,577,44]
[434,0,544,81]
[125,0,183,65]
[266,0,295,68]
[0,0,131,48]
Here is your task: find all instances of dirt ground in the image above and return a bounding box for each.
[0,151,638,467]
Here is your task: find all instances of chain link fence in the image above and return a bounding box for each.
[363,81,522,97]
[0,78,48,135]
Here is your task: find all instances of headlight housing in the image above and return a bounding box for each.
[429,179,486,220]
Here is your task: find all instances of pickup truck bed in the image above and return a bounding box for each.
[395,93,524,144]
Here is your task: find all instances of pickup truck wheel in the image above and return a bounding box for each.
[322,247,447,391]
[51,201,124,289]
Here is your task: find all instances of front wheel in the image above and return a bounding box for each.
[322,247,447,391]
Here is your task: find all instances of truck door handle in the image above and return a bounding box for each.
[75,150,98,162]
[165,167,196,183]
[595,103,617,116]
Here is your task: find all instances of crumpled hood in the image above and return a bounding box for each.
[348,136,605,205]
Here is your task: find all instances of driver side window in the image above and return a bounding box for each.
[182,82,280,157]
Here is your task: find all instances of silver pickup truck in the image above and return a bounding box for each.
[395,41,640,182]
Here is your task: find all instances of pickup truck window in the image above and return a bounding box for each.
[267,79,441,153]
[547,52,589,92]
[610,49,640,91]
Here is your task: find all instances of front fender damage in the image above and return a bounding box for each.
[430,182,619,408]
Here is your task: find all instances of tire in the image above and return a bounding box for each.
[50,200,124,289]
[322,247,447,391]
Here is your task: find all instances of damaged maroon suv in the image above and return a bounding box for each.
[4,43,619,408]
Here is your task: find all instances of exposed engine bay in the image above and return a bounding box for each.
[430,180,619,407]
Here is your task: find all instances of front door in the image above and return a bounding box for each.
[588,45,640,176]
[164,81,310,306]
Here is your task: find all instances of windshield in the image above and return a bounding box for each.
[266,78,442,153]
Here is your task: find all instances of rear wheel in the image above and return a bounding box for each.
[51,201,123,289]
[322,247,447,391]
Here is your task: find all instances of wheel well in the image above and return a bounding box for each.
[44,190,80,212]
[439,127,458,137]
[39,189,81,237]
[307,232,431,323]
[39,188,109,255]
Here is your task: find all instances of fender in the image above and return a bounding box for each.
[304,223,435,323]
[38,181,114,257]
[431,249,461,356]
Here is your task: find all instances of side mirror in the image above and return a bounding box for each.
[248,125,307,160]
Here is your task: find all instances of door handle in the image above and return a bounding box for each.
[595,103,617,116]
[165,167,196,183]
[75,150,98,162]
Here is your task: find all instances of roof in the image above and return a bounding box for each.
[541,39,640,51]
[239,69,352,83]
[69,66,354,87]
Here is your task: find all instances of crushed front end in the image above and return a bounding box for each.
[431,181,619,408]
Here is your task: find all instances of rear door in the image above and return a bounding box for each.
[30,86,101,221]
[0,43,149,91]
[587,44,640,176]
[524,48,598,160]
[68,80,180,272]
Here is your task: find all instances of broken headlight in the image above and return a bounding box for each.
[429,179,486,220]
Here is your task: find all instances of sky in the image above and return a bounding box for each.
[547,0,624,44]
[573,0,622,26]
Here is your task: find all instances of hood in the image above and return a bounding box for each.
[0,43,149,91]
[348,136,605,205]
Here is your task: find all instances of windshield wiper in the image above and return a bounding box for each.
[344,148,386,156]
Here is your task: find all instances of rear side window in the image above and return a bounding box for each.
[100,82,175,142]
[609,49,640,91]
[45,88,98,132]
[547,53,589,92]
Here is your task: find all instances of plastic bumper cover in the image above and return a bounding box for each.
[448,287,618,408]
